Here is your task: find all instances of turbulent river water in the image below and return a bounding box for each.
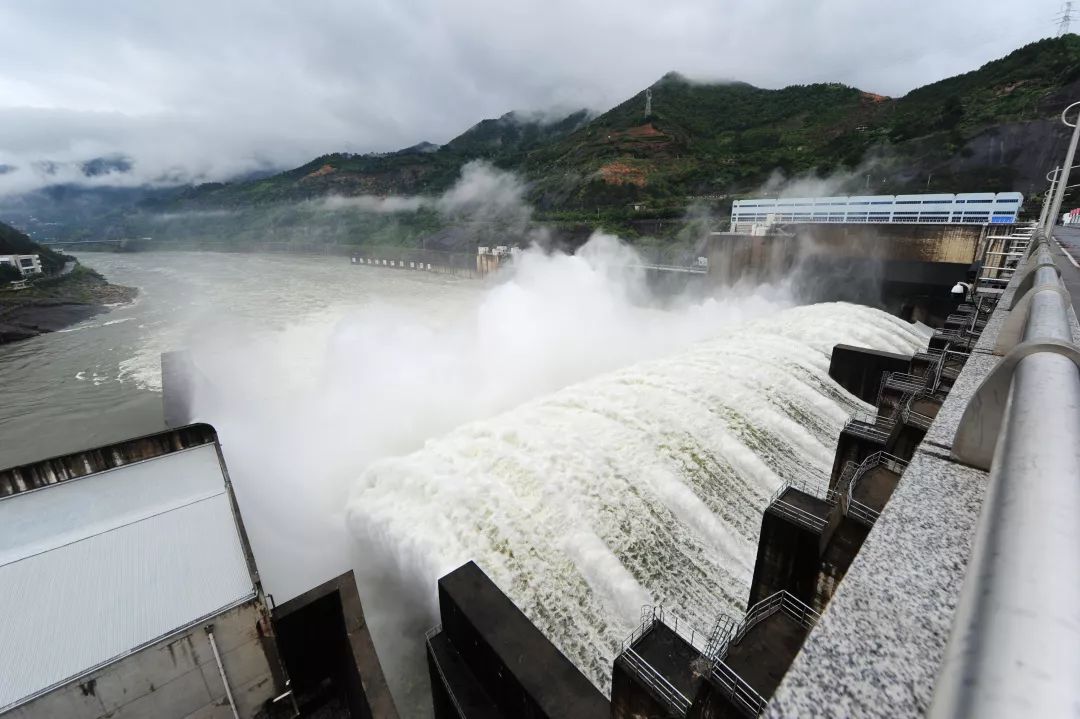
[0,245,928,715]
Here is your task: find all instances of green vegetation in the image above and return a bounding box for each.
[0,221,69,273]
[178,36,1080,219]
[1,264,136,304]
[19,36,1080,250]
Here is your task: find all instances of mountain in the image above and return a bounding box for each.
[6,35,1080,245]
[173,35,1080,215]
[167,109,593,209]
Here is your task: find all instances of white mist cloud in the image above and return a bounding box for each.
[181,233,791,712]
[318,161,529,225]
[756,151,894,199]
[321,195,426,213]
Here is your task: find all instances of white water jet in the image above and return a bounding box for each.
[345,301,927,706]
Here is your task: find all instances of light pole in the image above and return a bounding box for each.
[1047,101,1080,232]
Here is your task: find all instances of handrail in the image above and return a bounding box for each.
[708,591,821,716]
[620,647,692,716]
[710,661,768,716]
[836,451,909,528]
[931,229,1080,718]
[617,606,710,717]
[842,418,892,443]
[622,605,710,656]
[901,393,936,430]
[766,479,829,532]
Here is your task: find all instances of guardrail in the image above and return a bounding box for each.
[842,418,892,443]
[709,591,821,717]
[900,394,936,431]
[829,451,908,528]
[710,661,768,717]
[931,228,1080,718]
[765,479,830,532]
[620,647,693,716]
[617,605,710,717]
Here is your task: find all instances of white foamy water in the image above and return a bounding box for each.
[345,302,927,698]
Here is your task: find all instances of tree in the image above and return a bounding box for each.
[0,264,22,283]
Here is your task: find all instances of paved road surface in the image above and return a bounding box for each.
[1050,225,1080,317]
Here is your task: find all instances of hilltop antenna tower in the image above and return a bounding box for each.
[645,88,653,118]
[1057,1,1076,35]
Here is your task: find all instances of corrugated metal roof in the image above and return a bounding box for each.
[0,444,256,711]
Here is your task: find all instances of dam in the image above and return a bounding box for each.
[6,164,1077,719]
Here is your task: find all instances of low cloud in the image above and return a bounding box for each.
[319,161,532,228]
[0,1,1049,199]
[321,195,427,213]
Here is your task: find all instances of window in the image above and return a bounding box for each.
[19,258,33,267]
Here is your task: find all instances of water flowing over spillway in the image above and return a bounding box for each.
[345,302,928,695]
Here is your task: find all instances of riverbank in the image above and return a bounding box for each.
[0,265,137,343]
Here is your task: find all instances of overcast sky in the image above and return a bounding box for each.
[0,0,1056,195]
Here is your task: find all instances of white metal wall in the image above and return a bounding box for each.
[732,192,1024,227]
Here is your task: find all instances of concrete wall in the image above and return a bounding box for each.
[790,224,985,264]
[828,345,912,405]
[272,571,397,719]
[610,660,672,719]
[8,601,282,719]
[435,561,608,719]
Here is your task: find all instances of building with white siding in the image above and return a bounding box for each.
[0,254,42,277]
[0,426,288,719]
[730,192,1024,233]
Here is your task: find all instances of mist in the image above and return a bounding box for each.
[179,231,793,712]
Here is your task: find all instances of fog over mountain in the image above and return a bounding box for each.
[0,0,1052,196]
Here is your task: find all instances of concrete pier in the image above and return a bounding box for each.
[427,561,608,719]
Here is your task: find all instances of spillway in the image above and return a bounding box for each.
[345,301,928,695]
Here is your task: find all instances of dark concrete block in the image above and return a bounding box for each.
[748,491,836,612]
[273,571,398,719]
[438,561,609,719]
[828,344,912,405]
[426,630,502,719]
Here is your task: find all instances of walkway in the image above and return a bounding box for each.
[1050,225,1080,316]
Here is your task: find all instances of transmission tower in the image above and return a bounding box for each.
[1057,1,1076,35]
[645,89,653,118]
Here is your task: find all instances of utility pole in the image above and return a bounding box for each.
[1057,1,1076,35]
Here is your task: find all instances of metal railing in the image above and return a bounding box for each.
[731,591,820,646]
[842,417,892,443]
[616,605,712,717]
[831,451,909,528]
[900,391,938,430]
[709,591,821,717]
[883,372,928,394]
[620,647,693,716]
[931,227,1080,718]
[710,661,769,717]
[766,479,830,532]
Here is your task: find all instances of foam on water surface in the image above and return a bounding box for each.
[345,301,926,694]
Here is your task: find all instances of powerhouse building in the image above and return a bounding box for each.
[730,192,1024,232]
[0,424,396,719]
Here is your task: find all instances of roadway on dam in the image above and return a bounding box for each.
[1051,225,1080,315]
